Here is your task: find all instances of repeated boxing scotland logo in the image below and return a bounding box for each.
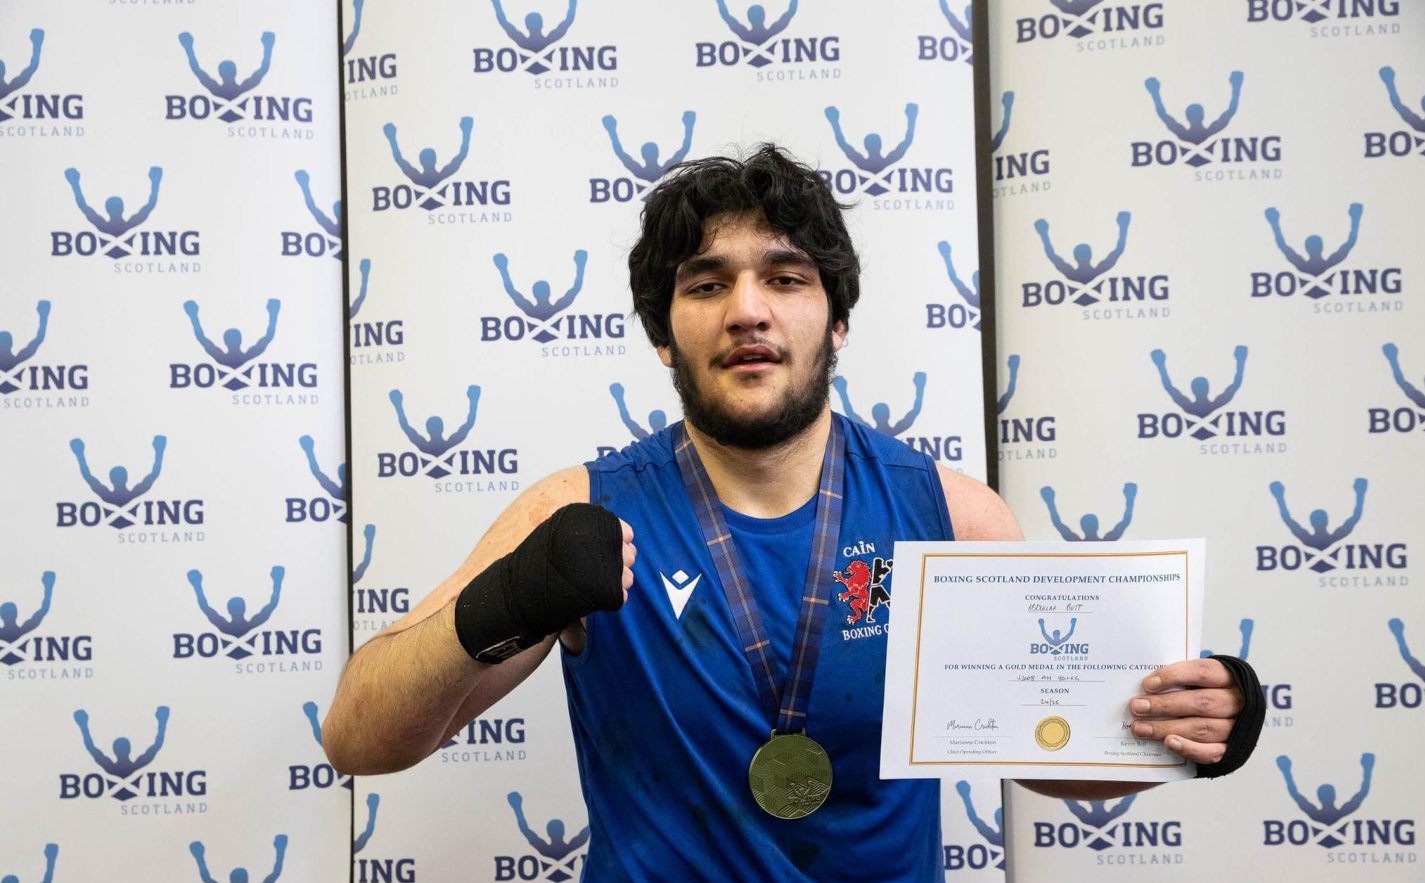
[288,701,353,793]
[1371,343,1425,434]
[349,260,407,366]
[2,844,58,882]
[917,1,973,66]
[996,354,1059,462]
[344,0,400,101]
[1032,796,1187,865]
[60,705,209,816]
[0,28,85,138]
[1246,0,1402,34]
[0,300,90,411]
[1022,211,1170,321]
[694,0,842,81]
[1368,65,1425,159]
[377,385,521,494]
[51,165,203,272]
[189,836,288,883]
[1200,619,1294,727]
[590,110,696,203]
[990,91,1052,199]
[1012,1,1167,51]
[166,30,316,139]
[373,116,513,223]
[1041,483,1136,542]
[0,571,93,681]
[353,524,414,636]
[477,249,627,357]
[172,566,324,675]
[495,792,589,882]
[1377,618,1425,711]
[947,780,1005,871]
[597,382,671,457]
[56,435,206,543]
[818,102,955,209]
[1137,346,1288,455]
[833,372,962,465]
[1131,70,1284,182]
[1264,752,1418,862]
[1257,477,1409,587]
[925,240,981,331]
[284,170,343,260]
[287,435,347,525]
[474,0,619,87]
[169,299,320,405]
[1250,203,1403,314]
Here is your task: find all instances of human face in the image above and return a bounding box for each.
[659,213,846,449]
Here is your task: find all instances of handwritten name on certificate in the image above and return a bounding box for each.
[880,540,1205,783]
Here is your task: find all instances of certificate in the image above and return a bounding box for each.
[880,539,1204,783]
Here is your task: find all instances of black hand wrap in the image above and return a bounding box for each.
[1195,654,1265,779]
[453,503,625,664]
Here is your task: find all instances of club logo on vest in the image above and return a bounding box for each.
[997,355,1058,461]
[1,571,94,681]
[1264,752,1418,861]
[1378,618,1425,710]
[834,373,962,466]
[441,716,529,764]
[168,31,316,140]
[1137,346,1287,455]
[590,110,697,203]
[1257,478,1409,587]
[947,780,1005,871]
[377,386,521,494]
[475,0,619,89]
[495,792,588,882]
[919,2,973,66]
[289,701,352,792]
[56,435,206,544]
[1248,0,1402,35]
[991,91,1052,199]
[480,250,627,357]
[170,299,320,405]
[1371,344,1425,434]
[0,28,86,138]
[659,569,701,621]
[836,556,891,641]
[1201,618,1293,726]
[172,567,324,675]
[344,0,400,101]
[1013,1,1167,50]
[819,102,955,210]
[284,170,343,260]
[0,300,90,411]
[52,166,202,272]
[1034,795,1186,863]
[60,705,209,816]
[1132,70,1284,182]
[925,241,981,331]
[695,0,841,82]
[1023,212,1170,321]
[374,116,513,223]
[1251,203,1403,314]
[1367,66,1425,159]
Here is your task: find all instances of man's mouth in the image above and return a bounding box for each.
[720,344,784,371]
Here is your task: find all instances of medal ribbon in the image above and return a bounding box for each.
[675,417,845,735]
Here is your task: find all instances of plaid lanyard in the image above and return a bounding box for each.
[674,418,846,735]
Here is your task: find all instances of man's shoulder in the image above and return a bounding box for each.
[935,464,1024,542]
[841,415,934,472]
[586,424,679,478]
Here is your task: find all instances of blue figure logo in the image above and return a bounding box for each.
[1034,211,1131,305]
[1388,619,1425,683]
[491,0,578,73]
[0,299,50,394]
[1269,478,1368,573]
[601,111,697,195]
[382,117,474,209]
[1050,0,1107,37]
[0,28,45,121]
[183,299,282,390]
[990,90,1013,152]
[0,843,57,883]
[298,435,347,523]
[715,0,798,66]
[939,1,973,47]
[349,259,372,320]
[1379,66,1425,139]
[832,372,927,438]
[1041,483,1136,541]
[1038,617,1078,650]
[1064,795,1137,851]
[190,836,287,883]
[344,0,366,56]
[1264,203,1362,299]
[936,241,980,328]
[353,523,376,584]
[824,102,919,196]
[996,354,1020,415]
[1144,71,1244,165]
[72,705,170,801]
[953,781,1004,869]
[68,435,167,529]
[1201,618,1253,660]
[507,792,589,883]
[1275,753,1375,848]
[388,386,481,478]
[354,793,381,854]
[294,169,343,249]
[178,30,275,121]
[0,571,55,666]
[1150,346,1249,439]
[63,166,163,258]
[185,567,285,659]
[1382,343,1425,409]
[609,383,667,441]
[492,250,588,342]
[302,701,354,790]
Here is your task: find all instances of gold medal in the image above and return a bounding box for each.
[1036,716,1071,751]
[748,733,833,820]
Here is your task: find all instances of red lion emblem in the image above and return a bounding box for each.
[835,560,874,625]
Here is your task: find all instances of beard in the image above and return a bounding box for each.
[669,323,836,450]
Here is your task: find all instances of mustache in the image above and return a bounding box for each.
[707,336,791,370]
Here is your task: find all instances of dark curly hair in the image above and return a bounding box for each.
[627,144,861,349]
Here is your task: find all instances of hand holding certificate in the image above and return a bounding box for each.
[881,540,1207,783]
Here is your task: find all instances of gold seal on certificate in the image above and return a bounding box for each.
[1035,716,1071,751]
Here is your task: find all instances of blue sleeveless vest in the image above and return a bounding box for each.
[566,415,954,881]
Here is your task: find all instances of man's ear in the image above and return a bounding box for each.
[657,344,673,368]
[832,320,848,352]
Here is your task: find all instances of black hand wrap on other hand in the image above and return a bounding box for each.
[1195,654,1265,779]
[453,503,625,664]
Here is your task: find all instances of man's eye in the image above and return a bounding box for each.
[770,275,803,287]
[687,282,721,296]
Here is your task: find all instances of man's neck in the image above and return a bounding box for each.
[685,409,832,519]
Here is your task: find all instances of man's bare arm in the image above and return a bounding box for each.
[322,467,590,775]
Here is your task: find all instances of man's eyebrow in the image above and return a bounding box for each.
[674,255,727,282]
[763,248,817,269]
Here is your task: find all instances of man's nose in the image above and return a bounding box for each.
[724,273,773,334]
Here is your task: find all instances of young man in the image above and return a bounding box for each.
[323,146,1258,880]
